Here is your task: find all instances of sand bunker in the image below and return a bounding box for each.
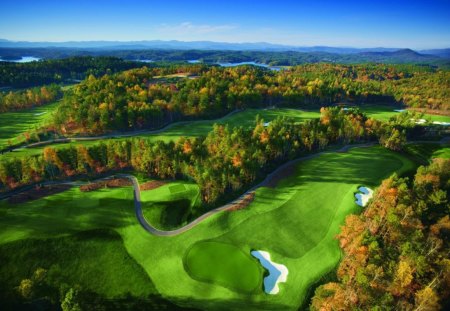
[264,122,271,127]
[432,121,450,126]
[34,112,47,116]
[251,250,288,294]
[394,109,406,112]
[355,186,373,207]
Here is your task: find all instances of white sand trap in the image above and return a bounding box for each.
[411,118,426,124]
[251,250,288,294]
[394,109,406,112]
[432,121,450,126]
[355,186,374,207]
[264,122,271,127]
[34,112,47,116]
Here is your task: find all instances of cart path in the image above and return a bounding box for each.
[119,142,376,236]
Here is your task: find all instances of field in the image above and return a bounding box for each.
[0,101,60,150]
[0,146,417,310]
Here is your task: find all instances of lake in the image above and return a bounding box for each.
[0,56,41,63]
[217,61,281,71]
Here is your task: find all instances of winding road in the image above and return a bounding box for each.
[2,139,448,236]
[118,142,376,236]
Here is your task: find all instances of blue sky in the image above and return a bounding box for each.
[0,0,449,49]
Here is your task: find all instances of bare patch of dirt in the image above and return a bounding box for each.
[80,178,132,192]
[8,184,72,204]
[140,180,167,191]
[228,192,255,211]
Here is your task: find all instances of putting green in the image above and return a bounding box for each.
[184,241,263,294]
[0,146,418,310]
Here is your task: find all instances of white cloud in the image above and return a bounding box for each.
[156,22,237,36]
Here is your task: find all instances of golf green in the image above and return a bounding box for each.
[184,241,264,294]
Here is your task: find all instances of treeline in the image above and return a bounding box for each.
[53,64,449,134]
[0,108,406,207]
[1,47,448,66]
[0,84,62,112]
[0,57,146,88]
[311,158,450,310]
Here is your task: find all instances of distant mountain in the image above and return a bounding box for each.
[356,48,438,62]
[420,48,450,59]
[0,38,419,54]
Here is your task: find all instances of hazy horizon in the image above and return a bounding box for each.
[1,0,450,49]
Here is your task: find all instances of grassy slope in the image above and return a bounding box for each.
[361,104,450,122]
[140,181,201,230]
[117,146,416,310]
[0,146,416,310]
[0,101,60,150]
[2,104,448,161]
[0,108,319,159]
[0,229,156,299]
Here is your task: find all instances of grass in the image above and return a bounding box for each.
[184,241,264,294]
[404,143,450,163]
[360,104,450,122]
[0,229,156,299]
[0,146,417,310]
[140,181,201,230]
[114,146,416,310]
[0,108,319,160]
[2,104,448,162]
[0,101,60,150]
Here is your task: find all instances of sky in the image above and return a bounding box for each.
[0,0,449,49]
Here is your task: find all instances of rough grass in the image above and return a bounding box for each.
[115,146,416,310]
[0,146,418,310]
[404,143,450,163]
[184,241,264,294]
[1,108,319,160]
[0,229,156,299]
[0,101,60,150]
[140,181,201,230]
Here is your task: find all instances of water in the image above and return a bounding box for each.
[134,59,154,63]
[217,61,281,71]
[0,56,41,63]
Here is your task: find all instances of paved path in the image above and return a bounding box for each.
[3,109,242,153]
[1,139,445,236]
[119,142,376,236]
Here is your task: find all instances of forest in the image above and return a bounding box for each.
[0,107,409,210]
[1,47,449,66]
[311,158,450,310]
[0,84,62,112]
[0,56,144,87]
[52,64,449,135]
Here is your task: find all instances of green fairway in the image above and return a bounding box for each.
[140,181,201,230]
[0,108,319,160]
[0,101,60,150]
[360,104,450,122]
[404,143,450,162]
[0,146,417,310]
[184,241,264,294]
